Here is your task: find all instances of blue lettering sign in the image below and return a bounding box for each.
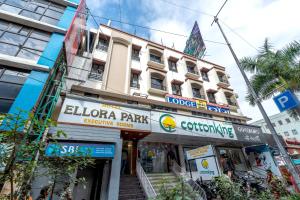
[45,142,115,158]
[166,96,197,108]
[273,90,300,112]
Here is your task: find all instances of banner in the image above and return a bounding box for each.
[186,145,214,160]
[196,156,219,180]
[233,124,263,143]
[207,103,230,114]
[45,142,115,158]
[64,0,87,65]
[58,98,151,131]
[151,111,237,140]
[245,145,282,177]
[184,21,206,59]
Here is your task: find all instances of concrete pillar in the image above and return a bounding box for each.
[107,139,122,200]
[178,145,186,172]
[100,161,110,200]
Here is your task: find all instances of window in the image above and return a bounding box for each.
[285,118,291,123]
[0,0,65,25]
[88,63,104,81]
[192,86,205,99]
[132,47,140,61]
[278,120,283,125]
[130,72,140,88]
[207,92,216,103]
[150,53,162,63]
[225,95,237,106]
[192,111,212,118]
[284,131,290,136]
[151,73,165,90]
[0,20,50,61]
[168,59,177,72]
[201,71,209,81]
[0,66,29,113]
[151,105,177,112]
[171,83,181,96]
[97,37,109,51]
[292,129,298,135]
[186,62,198,75]
[217,73,229,84]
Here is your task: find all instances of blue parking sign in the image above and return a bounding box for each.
[273,90,300,112]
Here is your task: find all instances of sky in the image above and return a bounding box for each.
[85,0,300,122]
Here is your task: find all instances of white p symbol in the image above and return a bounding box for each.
[278,96,289,108]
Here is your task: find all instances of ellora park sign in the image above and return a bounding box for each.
[58,98,151,131]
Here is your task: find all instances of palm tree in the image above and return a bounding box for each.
[240,38,300,117]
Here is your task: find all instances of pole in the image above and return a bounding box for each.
[212,16,300,189]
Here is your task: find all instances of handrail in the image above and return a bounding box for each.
[136,160,157,198]
[171,162,207,200]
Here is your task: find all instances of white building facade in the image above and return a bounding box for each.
[251,112,300,140]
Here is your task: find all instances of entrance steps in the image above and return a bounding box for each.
[119,175,145,200]
[147,173,179,194]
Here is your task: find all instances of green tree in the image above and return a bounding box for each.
[240,39,300,117]
[0,110,94,199]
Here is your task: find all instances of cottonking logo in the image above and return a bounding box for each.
[159,114,176,132]
[201,159,209,169]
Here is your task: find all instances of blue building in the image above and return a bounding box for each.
[0,0,83,121]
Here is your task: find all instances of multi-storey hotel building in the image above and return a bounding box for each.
[36,24,278,200]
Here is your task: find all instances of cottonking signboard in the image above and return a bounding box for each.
[151,111,237,140]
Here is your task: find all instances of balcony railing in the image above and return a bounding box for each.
[96,44,108,52]
[151,82,166,91]
[227,99,237,106]
[130,82,140,89]
[193,93,206,99]
[218,76,229,84]
[187,68,199,75]
[150,55,163,64]
[88,72,103,81]
[132,55,140,61]
[208,98,216,103]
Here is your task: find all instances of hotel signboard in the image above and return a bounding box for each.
[165,94,207,110]
[58,98,151,131]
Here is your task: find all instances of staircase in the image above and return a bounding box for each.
[119,175,146,200]
[147,173,179,194]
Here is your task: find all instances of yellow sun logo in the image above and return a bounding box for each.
[159,114,176,132]
[201,159,209,169]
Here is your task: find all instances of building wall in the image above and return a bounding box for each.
[0,0,80,119]
[66,25,246,124]
[251,112,300,140]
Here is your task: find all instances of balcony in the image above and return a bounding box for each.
[208,98,217,104]
[217,76,230,88]
[132,55,140,61]
[96,44,108,52]
[148,57,165,71]
[226,98,238,111]
[185,69,200,79]
[130,82,140,89]
[148,82,167,96]
[193,93,206,100]
[88,72,103,81]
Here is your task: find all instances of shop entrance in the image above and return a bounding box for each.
[121,131,150,175]
[72,160,108,200]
